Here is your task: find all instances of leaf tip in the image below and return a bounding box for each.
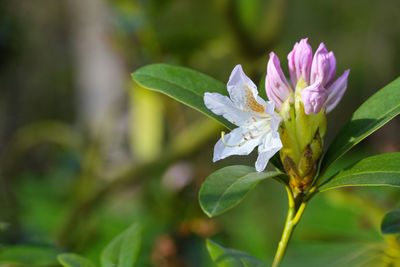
[200,204,213,218]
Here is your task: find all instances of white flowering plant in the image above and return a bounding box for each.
[133,39,400,266]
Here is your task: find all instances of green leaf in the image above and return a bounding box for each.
[132,63,234,129]
[57,253,96,267]
[206,239,265,267]
[320,77,400,175]
[101,223,141,267]
[381,209,400,235]
[319,152,400,192]
[0,245,59,266]
[199,165,282,217]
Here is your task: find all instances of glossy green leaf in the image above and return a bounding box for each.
[57,253,96,267]
[132,63,234,129]
[0,245,59,266]
[319,152,400,192]
[320,77,400,175]
[199,165,282,217]
[206,239,265,267]
[381,209,400,235]
[101,223,141,267]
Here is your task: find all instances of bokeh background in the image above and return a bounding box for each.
[1,0,400,266]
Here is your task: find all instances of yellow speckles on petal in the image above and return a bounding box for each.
[249,131,255,139]
[245,85,265,113]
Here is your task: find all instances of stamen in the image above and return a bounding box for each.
[221,131,238,147]
[220,131,250,148]
[244,85,265,113]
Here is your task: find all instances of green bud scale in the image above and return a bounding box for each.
[279,78,327,193]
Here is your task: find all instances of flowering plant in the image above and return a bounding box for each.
[133,38,400,266]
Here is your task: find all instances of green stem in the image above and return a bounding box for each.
[272,206,296,267]
[272,185,309,267]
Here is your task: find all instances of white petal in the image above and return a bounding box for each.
[255,131,282,172]
[264,100,276,115]
[204,92,254,126]
[227,65,266,114]
[213,127,262,162]
[227,65,258,101]
[264,101,282,132]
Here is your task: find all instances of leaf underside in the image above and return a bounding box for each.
[206,239,265,267]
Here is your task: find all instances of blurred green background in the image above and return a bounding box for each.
[0,0,399,266]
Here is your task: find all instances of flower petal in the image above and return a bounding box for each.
[310,43,336,87]
[266,52,292,110]
[213,127,262,162]
[227,65,266,114]
[204,92,253,126]
[301,82,328,114]
[264,100,275,115]
[325,70,350,113]
[268,106,282,132]
[288,38,313,86]
[255,131,283,172]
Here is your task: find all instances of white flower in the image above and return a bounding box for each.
[204,65,283,172]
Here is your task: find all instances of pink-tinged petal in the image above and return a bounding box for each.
[288,38,313,86]
[265,52,292,110]
[287,43,297,87]
[213,127,262,162]
[301,82,328,114]
[325,70,350,113]
[255,131,282,172]
[265,76,284,109]
[310,43,336,87]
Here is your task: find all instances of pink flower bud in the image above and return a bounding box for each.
[310,43,336,87]
[300,82,328,114]
[288,38,313,86]
[265,52,292,110]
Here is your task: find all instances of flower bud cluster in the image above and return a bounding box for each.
[265,38,349,192]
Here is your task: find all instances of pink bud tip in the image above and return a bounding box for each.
[301,82,328,114]
[288,38,313,86]
[310,43,336,87]
[265,52,292,110]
